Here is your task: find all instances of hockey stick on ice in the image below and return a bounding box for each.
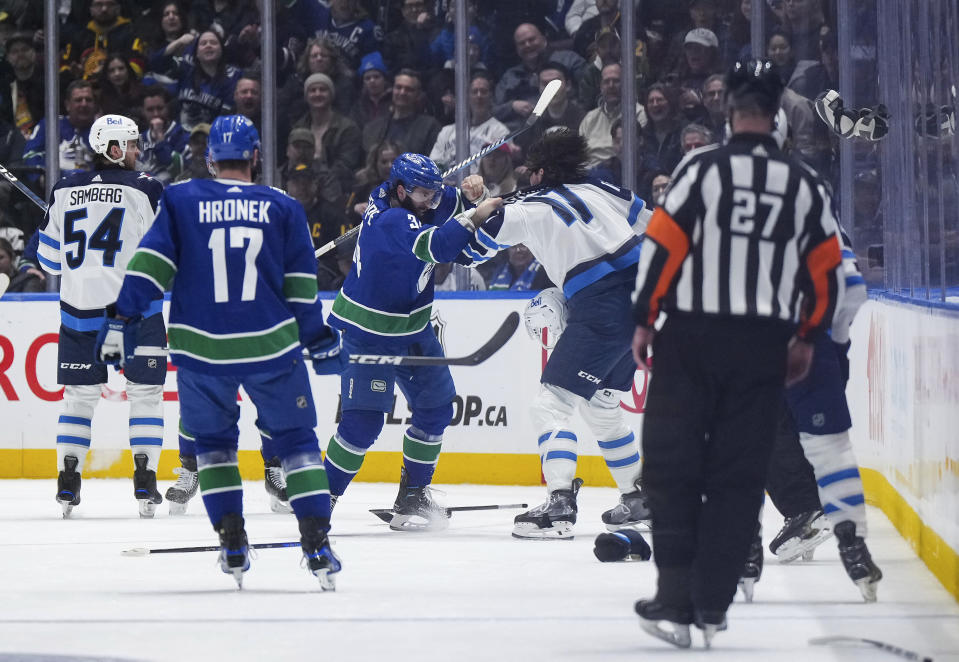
[369,503,529,523]
[134,311,519,366]
[349,311,519,366]
[0,162,48,212]
[122,541,301,556]
[809,636,933,662]
[313,80,563,259]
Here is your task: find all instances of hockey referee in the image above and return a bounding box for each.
[630,59,845,649]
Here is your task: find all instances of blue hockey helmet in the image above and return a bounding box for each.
[207,114,260,162]
[390,152,443,208]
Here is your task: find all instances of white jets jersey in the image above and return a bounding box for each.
[38,169,163,328]
[464,178,652,299]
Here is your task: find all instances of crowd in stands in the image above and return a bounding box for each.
[0,0,843,292]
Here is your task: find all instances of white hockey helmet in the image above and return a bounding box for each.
[90,114,140,165]
[524,287,568,349]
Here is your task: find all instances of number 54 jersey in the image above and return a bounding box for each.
[39,169,164,325]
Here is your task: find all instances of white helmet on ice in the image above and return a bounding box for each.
[524,287,568,349]
[89,114,140,165]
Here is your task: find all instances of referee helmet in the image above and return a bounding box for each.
[725,59,784,117]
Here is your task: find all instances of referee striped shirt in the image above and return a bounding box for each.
[633,133,843,340]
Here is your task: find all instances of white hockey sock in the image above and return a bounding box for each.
[539,429,578,493]
[598,431,642,493]
[582,389,640,493]
[799,431,867,535]
[56,384,100,472]
[127,382,164,471]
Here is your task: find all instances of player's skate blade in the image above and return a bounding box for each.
[601,479,652,531]
[738,577,756,603]
[217,513,250,589]
[771,510,832,563]
[165,465,198,516]
[56,455,82,518]
[299,517,341,590]
[635,600,692,649]
[834,521,882,602]
[133,453,162,518]
[511,520,575,539]
[695,611,728,649]
[269,495,293,514]
[388,512,450,532]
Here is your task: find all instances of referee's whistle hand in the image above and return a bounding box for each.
[785,337,814,386]
[632,326,654,371]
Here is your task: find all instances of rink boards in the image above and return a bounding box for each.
[0,291,957,599]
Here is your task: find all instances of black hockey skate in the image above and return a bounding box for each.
[389,467,449,531]
[769,509,832,563]
[601,478,652,531]
[165,456,198,516]
[834,521,882,602]
[512,478,583,540]
[133,453,162,518]
[635,599,693,649]
[56,455,82,518]
[216,512,250,588]
[694,609,728,649]
[738,525,764,603]
[299,516,342,590]
[264,457,293,513]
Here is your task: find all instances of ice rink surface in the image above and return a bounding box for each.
[1,479,957,662]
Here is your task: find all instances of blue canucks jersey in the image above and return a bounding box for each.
[115,178,328,375]
[328,186,475,347]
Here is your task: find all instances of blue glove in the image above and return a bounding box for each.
[95,317,139,367]
[307,328,346,375]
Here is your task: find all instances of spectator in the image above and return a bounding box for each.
[61,0,146,81]
[663,0,729,75]
[316,240,355,292]
[0,32,42,136]
[188,0,259,68]
[285,162,353,274]
[361,68,440,157]
[724,0,755,64]
[648,170,671,206]
[0,235,41,292]
[767,30,798,85]
[673,28,723,92]
[429,2,492,70]
[138,84,188,184]
[145,1,195,82]
[788,26,838,101]
[96,53,142,118]
[316,0,383,70]
[350,51,392,128]
[430,72,509,175]
[171,27,242,131]
[680,123,714,154]
[559,0,599,41]
[384,0,434,73]
[487,243,553,291]
[640,83,683,174]
[0,117,25,221]
[349,139,401,219]
[494,23,586,131]
[573,0,619,59]
[279,37,356,124]
[233,73,262,131]
[589,117,645,191]
[23,80,98,187]
[780,0,827,62]
[291,72,362,201]
[514,62,585,153]
[173,122,212,182]
[678,87,708,125]
[579,62,645,168]
[479,142,517,197]
[701,73,725,135]
[435,261,487,291]
[279,127,317,187]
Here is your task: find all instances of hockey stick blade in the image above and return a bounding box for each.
[0,273,10,298]
[369,503,529,523]
[810,636,933,662]
[527,79,562,124]
[349,311,519,366]
[122,541,301,556]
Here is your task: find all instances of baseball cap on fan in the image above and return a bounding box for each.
[684,28,719,49]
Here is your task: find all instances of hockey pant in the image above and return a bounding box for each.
[531,383,641,494]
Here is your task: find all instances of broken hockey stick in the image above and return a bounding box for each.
[349,311,519,366]
[0,162,48,212]
[134,311,519,366]
[313,80,563,259]
[809,636,933,662]
[0,273,9,298]
[369,503,529,523]
[122,541,301,556]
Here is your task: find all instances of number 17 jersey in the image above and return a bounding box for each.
[39,169,163,328]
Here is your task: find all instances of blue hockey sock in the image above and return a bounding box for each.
[324,432,368,495]
[282,451,331,520]
[197,449,243,528]
[402,426,443,486]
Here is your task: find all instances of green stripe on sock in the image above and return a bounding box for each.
[326,436,366,473]
[198,464,241,492]
[403,434,442,464]
[286,467,329,500]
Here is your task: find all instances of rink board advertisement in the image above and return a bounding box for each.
[0,294,650,487]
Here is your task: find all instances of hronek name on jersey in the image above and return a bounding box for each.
[198,199,272,224]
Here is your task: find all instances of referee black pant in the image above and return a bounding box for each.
[766,405,821,519]
[642,313,792,614]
